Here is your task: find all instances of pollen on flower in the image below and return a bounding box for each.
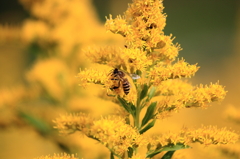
[34,153,78,159]
[91,116,145,156]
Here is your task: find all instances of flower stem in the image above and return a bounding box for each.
[134,89,142,129]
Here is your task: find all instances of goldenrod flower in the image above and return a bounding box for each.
[186,82,226,108]
[189,125,239,146]
[148,59,199,85]
[56,0,237,158]
[53,113,93,136]
[91,116,145,156]
[76,68,109,88]
[26,58,73,101]
[106,0,166,51]
[154,81,226,119]
[54,114,146,157]
[34,153,78,159]
[147,126,238,151]
[20,0,108,57]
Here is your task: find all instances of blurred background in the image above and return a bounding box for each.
[0,0,240,159]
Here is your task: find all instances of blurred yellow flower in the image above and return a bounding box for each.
[34,153,78,159]
[26,58,73,101]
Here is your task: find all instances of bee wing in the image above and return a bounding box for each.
[130,74,141,80]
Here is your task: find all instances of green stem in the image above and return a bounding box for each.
[134,89,141,129]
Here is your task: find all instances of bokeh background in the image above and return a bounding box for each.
[0,0,240,159]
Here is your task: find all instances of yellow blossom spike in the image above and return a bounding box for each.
[186,82,227,108]
[106,0,168,51]
[154,81,227,119]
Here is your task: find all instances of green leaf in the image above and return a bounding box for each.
[117,96,131,112]
[147,86,157,100]
[128,147,134,158]
[117,96,136,116]
[136,69,142,76]
[130,103,136,116]
[146,144,190,158]
[141,101,157,127]
[140,84,149,100]
[161,151,175,159]
[19,111,51,136]
[139,119,156,134]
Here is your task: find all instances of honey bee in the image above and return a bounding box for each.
[109,68,131,95]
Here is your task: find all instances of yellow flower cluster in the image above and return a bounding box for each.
[187,82,227,107]
[92,116,145,156]
[70,0,235,158]
[190,125,239,145]
[26,58,73,101]
[148,125,238,150]
[20,0,106,57]
[54,114,145,157]
[148,59,199,85]
[0,86,26,107]
[34,153,78,159]
[105,0,166,51]
[84,46,123,66]
[78,0,200,100]
[155,82,226,118]
[84,46,152,73]
[53,113,93,136]
[76,68,109,88]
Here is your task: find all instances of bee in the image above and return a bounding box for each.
[109,68,131,95]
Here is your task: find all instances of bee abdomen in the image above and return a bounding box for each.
[122,79,130,95]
